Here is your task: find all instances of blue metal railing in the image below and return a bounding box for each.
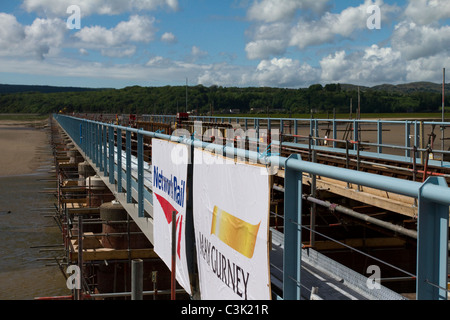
[141,114,450,166]
[55,114,450,300]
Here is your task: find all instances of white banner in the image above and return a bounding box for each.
[193,149,271,300]
[152,139,191,295]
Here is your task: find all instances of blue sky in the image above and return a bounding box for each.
[0,0,449,89]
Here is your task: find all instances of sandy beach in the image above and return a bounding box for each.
[0,118,50,177]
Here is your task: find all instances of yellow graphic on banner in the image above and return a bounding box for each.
[211,206,261,259]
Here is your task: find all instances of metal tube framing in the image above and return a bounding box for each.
[132,259,143,300]
[55,114,450,301]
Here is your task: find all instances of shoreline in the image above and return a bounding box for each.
[0,118,50,177]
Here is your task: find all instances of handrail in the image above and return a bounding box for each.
[56,114,450,205]
[55,114,450,301]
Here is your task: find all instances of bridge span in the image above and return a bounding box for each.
[46,113,450,301]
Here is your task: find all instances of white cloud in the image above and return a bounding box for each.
[198,58,320,88]
[0,54,208,87]
[250,57,320,87]
[404,0,450,25]
[146,55,172,67]
[161,32,177,43]
[2,0,450,89]
[406,53,450,83]
[245,39,288,60]
[247,0,329,23]
[101,46,137,58]
[245,22,290,59]
[0,13,66,60]
[245,0,399,60]
[392,21,450,61]
[197,63,247,87]
[290,0,396,49]
[320,45,406,85]
[0,13,26,50]
[22,0,179,16]
[79,48,89,56]
[190,46,208,62]
[75,15,156,48]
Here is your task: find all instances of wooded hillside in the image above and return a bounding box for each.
[0,82,447,115]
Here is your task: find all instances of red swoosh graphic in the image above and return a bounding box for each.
[154,192,182,259]
[155,193,178,223]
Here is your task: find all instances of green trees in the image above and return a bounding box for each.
[0,83,446,116]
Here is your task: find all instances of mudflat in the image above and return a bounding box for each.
[0,119,49,176]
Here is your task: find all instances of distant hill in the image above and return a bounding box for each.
[0,81,447,115]
[0,84,106,94]
[1,82,447,95]
[341,82,449,94]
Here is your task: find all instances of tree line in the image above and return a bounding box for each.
[0,83,447,116]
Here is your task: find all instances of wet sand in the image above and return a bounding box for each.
[0,118,70,300]
[0,119,49,177]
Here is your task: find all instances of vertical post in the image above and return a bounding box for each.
[109,126,115,185]
[356,141,361,192]
[91,122,95,160]
[103,125,108,177]
[314,120,319,147]
[332,119,337,149]
[99,124,103,171]
[294,119,298,144]
[280,119,284,145]
[283,154,302,300]
[117,128,123,193]
[92,123,97,165]
[97,124,101,169]
[137,131,144,218]
[310,151,316,246]
[414,121,420,157]
[416,177,449,300]
[308,135,312,162]
[353,119,358,150]
[131,259,143,300]
[79,123,83,146]
[420,121,425,165]
[377,120,383,154]
[152,271,158,300]
[405,121,411,159]
[87,122,91,158]
[256,118,260,153]
[345,140,350,189]
[171,210,177,300]
[83,122,87,151]
[126,130,132,203]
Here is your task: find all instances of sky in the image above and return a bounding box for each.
[0,0,449,89]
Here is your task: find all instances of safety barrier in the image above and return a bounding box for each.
[55,114,450,300]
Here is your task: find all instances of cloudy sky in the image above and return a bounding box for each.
[0,0,449,89]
